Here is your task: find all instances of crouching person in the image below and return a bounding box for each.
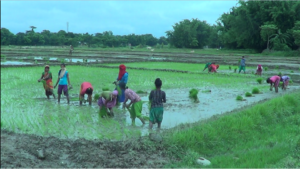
[98,90,118,118]
[266,75,281,93]
[79,82,93,105]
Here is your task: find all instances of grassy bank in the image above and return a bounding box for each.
[163,90,300,168]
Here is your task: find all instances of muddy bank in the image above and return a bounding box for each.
[1,130,169,168]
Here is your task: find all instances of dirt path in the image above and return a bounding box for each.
[1,130,169,168]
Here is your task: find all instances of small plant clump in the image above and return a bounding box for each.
[245,92,252,97]
[291,70,294,73]
[102,87,110,91]
[93,94,100,101]
[256,78,263,84]
[276,65,279,69]
[264,67,268,71]
[35,60,38,64]
[252,87,260,94]
[234,68,237,73]
[229,66,231,70]
[236,95,243,101]
[290,80,293,84]
[278,72,282,76]
[136,90,147,94]
[189,89,199,103]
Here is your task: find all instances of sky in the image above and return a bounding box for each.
[1,1,238,38]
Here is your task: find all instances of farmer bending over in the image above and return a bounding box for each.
[79,82,93,105]
[54,63,72,104]
[149,78,166,131]
[203,62,212,72]
[280,75,290,90]
[120,82,145,125]
[266,75,280,93]
[98,90,118,118]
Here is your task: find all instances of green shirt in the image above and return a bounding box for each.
[42,71,52,79]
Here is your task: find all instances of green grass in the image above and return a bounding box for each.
[164,91,300,168]
[245,92,252,97]
[236,95,243,101]
[252,87,260,94]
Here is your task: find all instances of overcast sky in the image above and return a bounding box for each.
[1,1,238,38]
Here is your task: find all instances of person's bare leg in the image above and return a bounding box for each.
[47,94,50,99]
[66,95,70,104]
[53,93,56,99]
[58,94,61,103]
[88,95,92,105]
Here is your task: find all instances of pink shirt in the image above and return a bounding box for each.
[80,82,93,95]
[270,76,280,83]
[124,89,141,103]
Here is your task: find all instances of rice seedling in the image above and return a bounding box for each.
[256,78,263,84]
[278,72,282,76]
[276,65,279,69]
[34,60,38,64]
[234,68,237,73]
[290,79,293,84]
[291,70,294,73]
[236,95,243,101]
[94,93,100,101]
[245,92,252,97]
[229,66,232,70]
[136,90,147,94]
[102,87,109,91]
[189,89,199,103]
[264,67,268,71]
[252,87,260,94]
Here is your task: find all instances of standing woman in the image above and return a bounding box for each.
[38,65,55,99]
[266,75,281,93]
[114,64,129,103]
[54,63,72,104]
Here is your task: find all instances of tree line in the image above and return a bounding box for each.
[1,1,300,52]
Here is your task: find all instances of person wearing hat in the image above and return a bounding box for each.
[54,63,72,104]
[79,82,94,105]
[97,90,118,117]
[38,65,55,99]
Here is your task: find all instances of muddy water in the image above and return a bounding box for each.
[1,61,32,65]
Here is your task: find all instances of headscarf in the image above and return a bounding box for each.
[118,64,127,80]
[112,90,118,96]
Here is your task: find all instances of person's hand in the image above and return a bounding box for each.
[38,79,41,82]
[54,85,57,89]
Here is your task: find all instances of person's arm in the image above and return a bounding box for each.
[162,91,166,103]
[149,91,153,101]
[67,73,71,86]
[38,73,43,82]
[122,73,128,84]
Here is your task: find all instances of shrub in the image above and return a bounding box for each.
[236,95,243,101]
[93,94,100,101]
[256,78,263,84]
[245,92,252,97]
[189,89,199,103]
[252,87,260,94]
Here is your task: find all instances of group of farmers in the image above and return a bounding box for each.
[37,63,166,129]
[203,56,291,93]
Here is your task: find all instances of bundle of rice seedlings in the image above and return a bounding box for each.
[236,95,243,101]
[252,87,260,94]
[102,87,110,91]
[264,67,268,71]
[291,70,294,73]
[136,90,147,94]
[245,92,252,97]
[189,89,199,103]
[94,94,100,101]
[234,68,237,73]
[229,66,232,70]
[278,72,282,76]
[256,78,263,84]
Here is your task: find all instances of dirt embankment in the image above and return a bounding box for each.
[1,130,169,168]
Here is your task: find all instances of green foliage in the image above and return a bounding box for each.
[290,79,293,84]
[1,54,6,58]
[252,87,260,94]
[256,78,263,84]
[34,60,38,64]
[260,24,278,50]
[278,72,282,76]
[236,95,243,101]
[189,89,199,102]
[136,90,147,94]
[292,21,300,48]
[229,66,231,70]
[102,87,109,91]
[245,92,252,97]
[264,67,268,71]
[93,94,100,101]
[291,70,294,73]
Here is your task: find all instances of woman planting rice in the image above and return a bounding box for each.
[266,75,281,93]
[38,65,55,99]
[97,90,118,118]
[256,64,263,76]
[54,63,72,104]
[280,75,290,90]
[209,64,219,73]
[149,78,166,130]
[203,62,212,72]
[113,64,129,103]
[120,82,145,125]
[79,82,93,105]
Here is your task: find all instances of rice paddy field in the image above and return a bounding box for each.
[1,46,300,168]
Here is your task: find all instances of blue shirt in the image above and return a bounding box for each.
[58,70,68,85]
[240,58,246,66]
[117,72,128,84]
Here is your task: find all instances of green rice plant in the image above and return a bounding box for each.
[102,87,110,91]
[34,60,38,64]
[60,58,66,63]
[201,89,211,93]
[229,66,231,70]
[290,79,293,84]
[234,68,237,73]
[252,87,260,94]
[0,54,6,58]
[256,78,263,84]
[189,89,199,103]
[236,95,243,101]
[94,93,100,101]
[291,70,294,73]
[46,60,50,64]
[278,72,282,76]
[245,92,252,97]
[136,90,147,94]
[276,65,279,69]
[264,67,268,71]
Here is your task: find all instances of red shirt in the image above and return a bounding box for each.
[80,82,93,95]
